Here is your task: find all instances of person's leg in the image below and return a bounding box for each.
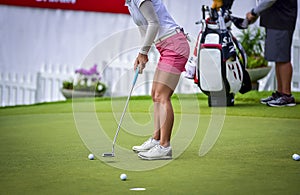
[267,60,295,107]
[275,63,282,93]
[262,28,294,104]
[267,61,296,107]
[152,85,173,147]
[132,69,181,153]
[152,69,180,147]
[136,32,189,157]
[276,61,293,95]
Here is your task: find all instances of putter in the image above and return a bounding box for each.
[102,67,140,157]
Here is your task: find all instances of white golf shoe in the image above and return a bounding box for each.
[138,145,172,160]
[132,137,160,153]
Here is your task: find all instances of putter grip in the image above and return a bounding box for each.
[132,67,139,85]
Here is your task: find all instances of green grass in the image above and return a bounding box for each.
[0,91,300,194]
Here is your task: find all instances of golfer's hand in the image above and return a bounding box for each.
[134,53,148,74]
[246,12,258,24]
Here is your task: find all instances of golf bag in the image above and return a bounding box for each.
[192,5,251,106]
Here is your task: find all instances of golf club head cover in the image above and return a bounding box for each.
[211,0,234,11]
[231,16,249,29]
[222,0,234,10]
[211,0,223,10]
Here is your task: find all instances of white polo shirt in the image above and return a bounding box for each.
[125,0,179,40]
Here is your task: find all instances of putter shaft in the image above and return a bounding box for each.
[102,68,139,157]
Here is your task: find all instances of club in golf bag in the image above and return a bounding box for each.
[102,67,140,157]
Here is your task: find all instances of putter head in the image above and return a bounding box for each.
[102,153,115,157]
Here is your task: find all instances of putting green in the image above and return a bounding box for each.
[0,91,299,194]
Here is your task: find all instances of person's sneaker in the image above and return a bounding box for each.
[132,137,160,153]
[267,95,296,107]
[138,145,172,160]
[260,91,281,104]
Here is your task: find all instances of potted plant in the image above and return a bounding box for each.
[61,64,106,98]
[237,26,271,89]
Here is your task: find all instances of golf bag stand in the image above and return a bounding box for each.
[193,5,251,107]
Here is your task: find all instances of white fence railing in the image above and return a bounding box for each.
[0,64,74,107]
[35,65,74,103]
[0,72,36,107]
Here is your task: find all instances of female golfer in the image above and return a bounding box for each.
[126,0,190,160]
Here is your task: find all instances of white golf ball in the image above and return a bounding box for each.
[88,153,94,160]
[120,173,127,181]
[292,153,300,161]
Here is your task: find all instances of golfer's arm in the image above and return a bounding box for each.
[253,0,277,15]
[139,0,159,55]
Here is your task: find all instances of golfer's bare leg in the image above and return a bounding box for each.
[151,69,180,147]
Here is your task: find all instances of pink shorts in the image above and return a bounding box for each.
[155,32,190,75]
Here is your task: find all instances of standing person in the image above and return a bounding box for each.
[246,0,297,107]
[125,0,190,160]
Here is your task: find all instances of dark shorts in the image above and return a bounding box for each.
[265,28,294,62]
